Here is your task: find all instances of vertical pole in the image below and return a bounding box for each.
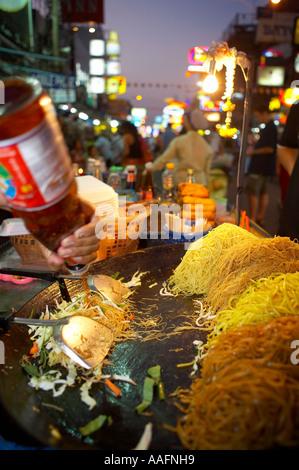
[52,0,59,57]
[236,58,255,225]
[27,0,35,51]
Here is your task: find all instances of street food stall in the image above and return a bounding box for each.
[0,45,298,452]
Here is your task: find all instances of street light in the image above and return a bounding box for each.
[202,60,218,93]
[198,42,253,225]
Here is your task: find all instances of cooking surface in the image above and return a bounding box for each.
[0,244,206,450]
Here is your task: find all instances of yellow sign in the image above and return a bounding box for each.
[118,76,126,94]
[106,76,126,95]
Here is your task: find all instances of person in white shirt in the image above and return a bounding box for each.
[151,109,213,186]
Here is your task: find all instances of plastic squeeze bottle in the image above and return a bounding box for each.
[0,77,94,274]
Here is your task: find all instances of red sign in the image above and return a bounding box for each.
[62,0,104,24]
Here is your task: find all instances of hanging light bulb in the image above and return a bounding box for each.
[202,59,218,93]
[203,75,218,93]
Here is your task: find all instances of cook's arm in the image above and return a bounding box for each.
[277,146,298,176]
[151,140,177,172]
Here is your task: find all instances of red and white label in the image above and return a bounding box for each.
[0,115,73,210]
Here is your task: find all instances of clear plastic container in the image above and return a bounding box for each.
[162,162,177,201]
[86,158,96,175]
[107,166,122,191]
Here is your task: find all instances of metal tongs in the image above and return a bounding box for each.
[0,267,131,305]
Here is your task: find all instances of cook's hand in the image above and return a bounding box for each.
[47,220,100,270]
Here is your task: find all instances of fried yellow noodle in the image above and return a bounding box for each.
[206,236,299,312]
[175,316,299,450]
[168,223,256,296]
[205,271,299,348]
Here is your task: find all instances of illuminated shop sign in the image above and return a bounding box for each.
[106,76,126,95]
[279,88,299,107]
[256,12,298,44]
[89,39,105,57]
[262,48,283,58]
[88,76,105,94]
[188,46,208,65]
[106,59,121,76]
[106,30,121,56]
[256,65,285,86]
[131,107,147,118]
[187,65,206,73]
[89,58,105,76]
[199,96,224,112]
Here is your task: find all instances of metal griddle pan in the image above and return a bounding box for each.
[0,244,206,450]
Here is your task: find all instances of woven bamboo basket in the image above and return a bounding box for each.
[10,235,51,264]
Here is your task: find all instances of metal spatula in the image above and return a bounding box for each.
[91,274,131,303]
[1,314,114,369]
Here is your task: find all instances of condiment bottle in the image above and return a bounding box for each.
[143,162,155,200]
[186,168,195,183]
[126,165,136,190]
[162,162,177,201]
[0,77,94,274]
[93,161,103,181]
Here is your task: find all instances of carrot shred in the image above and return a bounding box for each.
[245,215,250,232]
[129,313,134,321]
[29,341,38,355]
[105,378,121,397]
[240,210,246,228]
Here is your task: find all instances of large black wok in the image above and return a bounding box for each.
[0,244,206,450]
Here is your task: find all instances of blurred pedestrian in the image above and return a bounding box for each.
[95,131,114,168]
[245,105,277,225]
[153,132,164,158]
[151,109,212,186]
[161,123,176,152]
[118,121,153,167]
[277,102,299,240]
[70,140,86,168]
[87,144,100,159]
[118,120,142,166]
[110,132,124,165]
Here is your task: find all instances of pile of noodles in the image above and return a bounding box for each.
[205,236,299,312]
[175,316,299,450]
[168,223,256,296]
[196,271,299,351]
[202,315,299,383]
